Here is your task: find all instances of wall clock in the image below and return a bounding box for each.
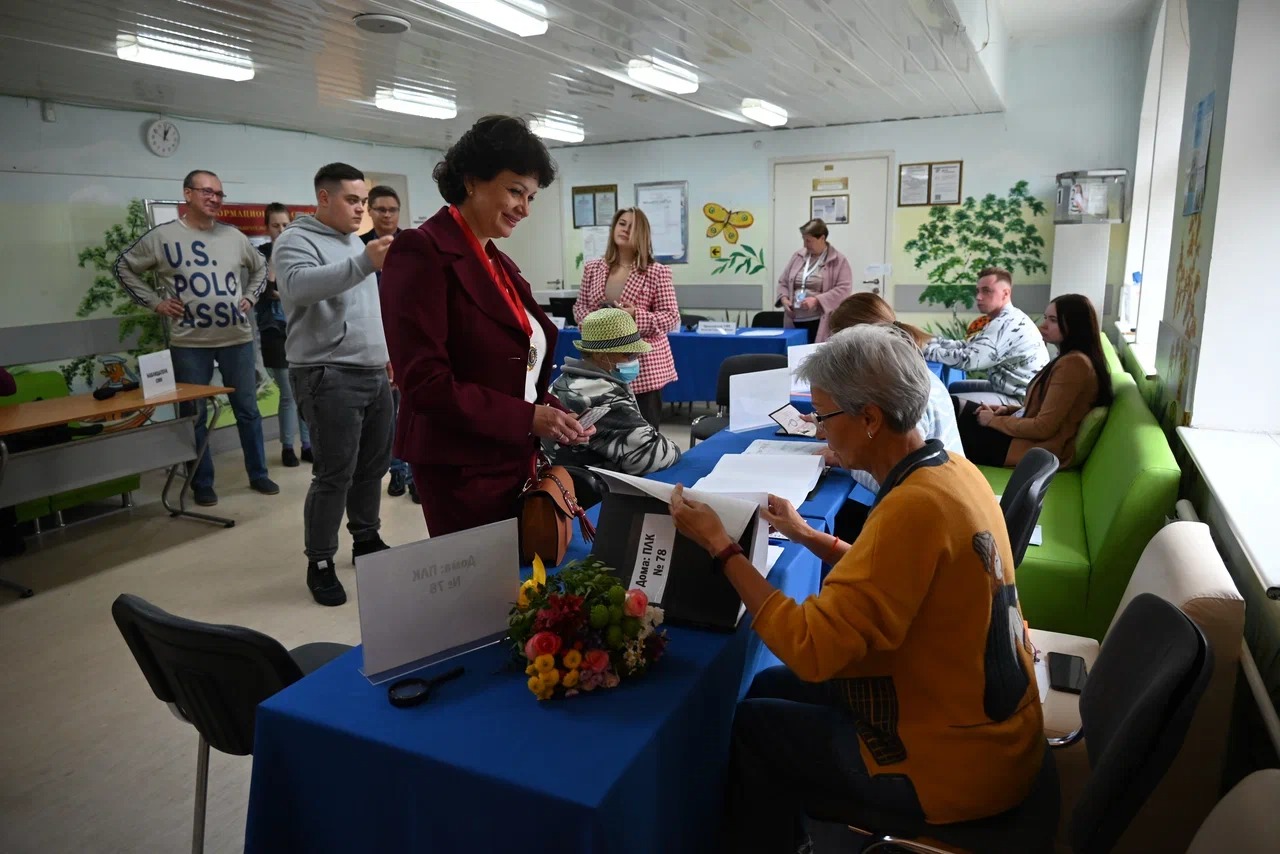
[146,119,181,157]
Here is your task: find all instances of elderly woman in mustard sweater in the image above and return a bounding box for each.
[670,324,1044,853]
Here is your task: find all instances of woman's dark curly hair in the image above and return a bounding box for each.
[432,115,557,204]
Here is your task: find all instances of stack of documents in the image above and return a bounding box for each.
[693,453,824,506]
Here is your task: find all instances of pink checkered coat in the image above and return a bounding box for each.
[573,259,680,396]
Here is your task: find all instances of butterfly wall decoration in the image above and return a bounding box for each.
[702,203,755,244]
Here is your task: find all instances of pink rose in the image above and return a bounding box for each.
[524,631,562,661]
[583,649,610,672]
[624,589,648,618]
[603,671,620,689]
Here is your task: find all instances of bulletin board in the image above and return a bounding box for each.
[635,180,688,264]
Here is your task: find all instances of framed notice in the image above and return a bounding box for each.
[897,163,930,206]
[810,194,849,224]
[572,184,618,229]
[635,180,688,264]
[929,161,963,205]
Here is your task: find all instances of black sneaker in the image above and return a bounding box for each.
[193,486,218,506]
[301,446,314,463]
[307,559,346,606]
[352,535,391,565]
[250,477,280,495]
[388,470,406,497]
[282,447,299,467]
[408,480,420,504]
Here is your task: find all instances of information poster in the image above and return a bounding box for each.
[635,181,688,264]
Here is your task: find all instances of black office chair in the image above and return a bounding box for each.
[832,592,1213,854]
[562,465,608,511]
[690,353,788,446]
[751,310,785,328]
[680,313,709,331]
[112,594,352,854]
[1000,448,1060,568]
[548,297,578,324]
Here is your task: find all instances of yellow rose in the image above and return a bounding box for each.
[525,663,538,676]
[536,685,554,701]
[534,654,556,673]
[527,676,542,694]
[540,668,561,688]
[562,669,580,688]
[517,578,540,610]
[562,649,582,670]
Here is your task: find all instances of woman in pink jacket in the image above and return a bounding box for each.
[775,219,853,343]
[573,207,680,429]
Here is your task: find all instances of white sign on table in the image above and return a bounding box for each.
[355,518,519,683]
[697,320,736,335]
[138,349,176,399]
[631,514,678,601]
[788,343,825,395]
[550,316,566,329]
[729,367,790,433]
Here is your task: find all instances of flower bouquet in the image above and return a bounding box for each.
[509,555,668,700]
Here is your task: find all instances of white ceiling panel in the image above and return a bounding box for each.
[0,0,1006,147]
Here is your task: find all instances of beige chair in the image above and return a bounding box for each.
[1029,521,1244,853]
[1186,769,1280,853]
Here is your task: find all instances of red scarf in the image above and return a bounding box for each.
[448,205,532,337]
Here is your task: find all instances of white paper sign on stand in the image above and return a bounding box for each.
[138,349,177,399]
[729,367,790,433]
[788,343,825,395]
[355,518,519,684]
[697,320,736,335]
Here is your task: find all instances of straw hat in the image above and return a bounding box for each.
[573,308,652,354]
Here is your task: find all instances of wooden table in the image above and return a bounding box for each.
[0,384,234,598]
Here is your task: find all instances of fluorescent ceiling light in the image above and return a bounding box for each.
[116,34,254,82]
[627,56,699,95]
[375,88,458,119]
[529,116,584,143]
[740,97,788,127]
[436,0,548,38]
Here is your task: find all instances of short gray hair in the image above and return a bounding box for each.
[797,324,931,433]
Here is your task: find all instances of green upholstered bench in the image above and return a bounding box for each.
[977,369,1180,639]
[3,370,141,525]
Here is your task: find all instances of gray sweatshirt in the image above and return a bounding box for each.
[113,219,266,348]
[271,215,388,369]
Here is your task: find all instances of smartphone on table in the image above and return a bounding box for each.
[1046,652,1087,694]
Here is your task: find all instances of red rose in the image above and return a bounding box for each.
[525,631,562,661]
[583,649,610,672]
[624,589,648,618]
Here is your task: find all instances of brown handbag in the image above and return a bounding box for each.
[515,456,596,566]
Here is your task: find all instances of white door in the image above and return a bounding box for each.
[772,156,891,305]
[501,183,567,293]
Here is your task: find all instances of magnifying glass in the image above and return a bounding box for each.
[387,666,465,708]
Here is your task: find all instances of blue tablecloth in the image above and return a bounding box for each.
[245,498,823,854]
[553,327,808,403]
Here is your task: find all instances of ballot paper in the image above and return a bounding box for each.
[693,453,824,507]
[743,439,823,456]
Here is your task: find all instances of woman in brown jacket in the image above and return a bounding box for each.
[955,294,1112,467]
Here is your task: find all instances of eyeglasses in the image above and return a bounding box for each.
[812,409,845,423]
[371,206,400,215]
[188,187,226,201]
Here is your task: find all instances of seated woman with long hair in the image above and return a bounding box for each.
[955,293,1113,467]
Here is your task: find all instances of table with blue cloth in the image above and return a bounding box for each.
[553,327,808,403]
[244,452,827,853]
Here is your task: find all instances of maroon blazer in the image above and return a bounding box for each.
[380,206,563,471]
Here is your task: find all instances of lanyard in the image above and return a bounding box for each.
[448,205,532,338]
[801,250,826,283]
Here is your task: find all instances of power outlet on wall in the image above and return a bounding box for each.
[40,100,56,123]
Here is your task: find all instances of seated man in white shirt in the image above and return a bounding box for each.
[922,267,1050,406]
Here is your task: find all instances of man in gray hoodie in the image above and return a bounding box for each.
[273,163,396,606]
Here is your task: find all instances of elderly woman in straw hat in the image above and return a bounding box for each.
[669,324,1042,852]
[548,308,681,475]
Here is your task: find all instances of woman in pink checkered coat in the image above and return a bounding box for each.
[573,207,680,429]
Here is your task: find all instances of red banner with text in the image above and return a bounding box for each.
[176,203,316,238]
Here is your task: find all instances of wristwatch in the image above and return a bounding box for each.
[713,542,744,571]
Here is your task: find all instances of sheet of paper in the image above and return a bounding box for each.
[788,342,825,395]
[766,545,784,572]
[1035,656,1050,703]
[138,349,176,399]
[729,367,790,433]
[739,329,783,337]
[630,514,677,601]
[693,453,824,507]
[744,439,823,456]
[581,226,610,262]
[588,467,759,542]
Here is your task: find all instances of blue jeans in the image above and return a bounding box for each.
[268,366,310,450]
[725,666,924,852]
[171,343,268,491]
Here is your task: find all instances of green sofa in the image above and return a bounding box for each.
[3,370,141,524]
[975,337,1181,639]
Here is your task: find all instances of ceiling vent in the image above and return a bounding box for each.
[353,14,411,35]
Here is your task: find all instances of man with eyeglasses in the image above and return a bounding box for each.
[113,169,278,507]
[360,186,416,503]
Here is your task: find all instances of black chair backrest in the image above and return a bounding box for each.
[548,297,577,322]
[111,593,305,757]
[999,448,1059,567]
[714,353,788,407]
[1070,592,1214,853]
[752,311,785,328]
[681,313,709,331]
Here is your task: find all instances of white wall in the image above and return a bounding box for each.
[545,27,1145,320]
[0,96,444,327]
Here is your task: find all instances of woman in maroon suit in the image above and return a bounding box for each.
[380,116,593,537]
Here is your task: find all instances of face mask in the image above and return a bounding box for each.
[612,359,641,383]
